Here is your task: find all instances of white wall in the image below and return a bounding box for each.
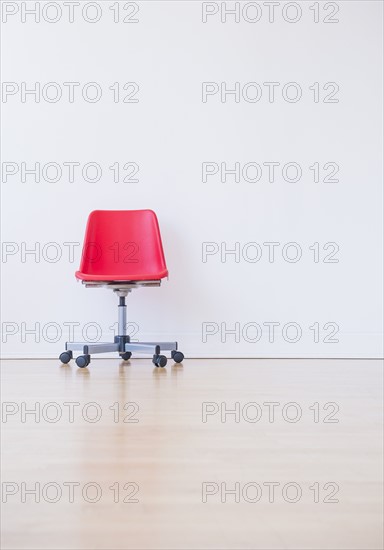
[1,0,383,358]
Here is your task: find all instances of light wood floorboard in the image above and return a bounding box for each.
[1,358,383,550]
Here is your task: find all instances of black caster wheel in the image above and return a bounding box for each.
[120,352,132,361]
[75,355,91,368]
[152,354,167,368]
[171,350,184,363]
[59,351,72,364]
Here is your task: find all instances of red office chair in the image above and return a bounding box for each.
[59,210,184,368]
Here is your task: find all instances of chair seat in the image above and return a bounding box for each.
[76,210,169,282]
[79,279,162,290]
[75,269,168,281]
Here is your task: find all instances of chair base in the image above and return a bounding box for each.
[59,287,184,368]
[59,339,184,368]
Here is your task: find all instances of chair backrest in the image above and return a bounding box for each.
[77,210,168,280]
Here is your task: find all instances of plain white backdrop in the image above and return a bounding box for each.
[1,0,383,358]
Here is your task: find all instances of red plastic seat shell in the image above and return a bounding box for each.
[75,210,168,281]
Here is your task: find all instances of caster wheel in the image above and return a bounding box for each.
[59,351,72,364]
[75,355,90,368]
[171,350,184,363]
[120,352,132,361]
[152,354,167,368]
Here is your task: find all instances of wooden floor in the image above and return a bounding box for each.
[1,358,383,550]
